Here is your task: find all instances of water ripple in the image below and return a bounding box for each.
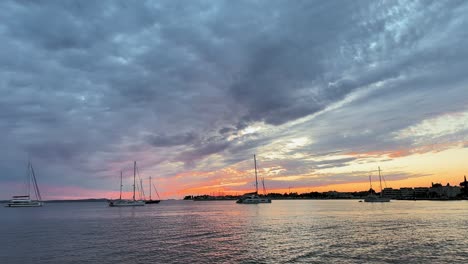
[0,200,467,263]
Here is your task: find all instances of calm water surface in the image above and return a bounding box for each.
[0,200,467,263]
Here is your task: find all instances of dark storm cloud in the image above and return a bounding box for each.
[1,0,468,198]
[4,1,158,51]
[177,141,231,168]
[226,1,356,125]
[147,132,198,147]
[219,127,235,135]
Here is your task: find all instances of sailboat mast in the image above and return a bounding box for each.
[133,161,136,201]
[378,166,383,197]
[149,176,152,200]
[30,162,42,201]
[254,154,258,194]
[140,179,144,200]
[119,171,122,200]
[27,161,31,197]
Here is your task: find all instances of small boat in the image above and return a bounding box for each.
[145,176,161,204]
[6,161,43,207]
[109,161,145,207]
[364,167,390,203]
[236,155,271,204]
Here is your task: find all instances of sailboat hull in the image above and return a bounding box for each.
[6,201,43,207]
[236,199,271,204]
[236,194,271,204]
[145,200,160,204]
[108,200,145,207]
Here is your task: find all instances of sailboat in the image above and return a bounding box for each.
[236,154,272,204]
[145,176,161,204]
[364,166,390,203]
[6,161,43,207]
[108,161,145,207]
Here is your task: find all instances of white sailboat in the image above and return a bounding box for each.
[236,155,272,204]
[364,166,390,203]
[108,161,145,207]
[6,161,43,207]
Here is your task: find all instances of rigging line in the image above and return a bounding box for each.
[136,166,146,200]
[30,163,42,201]
[29,163,37,199]
[152,183,161,199]
[26,160,30,196]
[135,179,143,200]
[135,179,139,199]
[262,177,267,195]
[140,179,146,201]
[254,154,258,194]
[378,166,383,196]
[133,161,136,201]
[379,167,388,189]
[30,163,38,200]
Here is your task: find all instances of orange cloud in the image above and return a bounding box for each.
[348,141,468,159]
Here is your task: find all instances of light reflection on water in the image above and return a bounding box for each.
[0,200,467,263]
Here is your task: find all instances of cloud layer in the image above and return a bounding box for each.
[1,0,467,198]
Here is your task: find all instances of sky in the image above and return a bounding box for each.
[1,0,467,200]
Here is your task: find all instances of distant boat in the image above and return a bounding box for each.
[145,176,161,204]
[236,155,272,204]
[6,161,43,207]
[364,167,390,203]
[108,161,145,207]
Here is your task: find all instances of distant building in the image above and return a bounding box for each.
[460,176,468,196]
[429,183,461,199]
[400,187,414,199]
[414,187,429,198]
[382,188,400,199]
[325,191,353,199]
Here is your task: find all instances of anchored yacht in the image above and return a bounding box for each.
[108,161,145,207]
[6,161,43,207]
[364,167,390,203]
[236,155,271,204]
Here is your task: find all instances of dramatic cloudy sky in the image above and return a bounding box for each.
[1,0,467,199]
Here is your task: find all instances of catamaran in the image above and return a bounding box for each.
[364,166,390,203]
[6,161,43,207]
[145,176,161,204]
[236,155,272,204]
[108,161,145,207]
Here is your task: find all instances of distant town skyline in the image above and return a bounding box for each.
[1,1,467,199]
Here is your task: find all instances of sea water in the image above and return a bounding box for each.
[0,200,467,263]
